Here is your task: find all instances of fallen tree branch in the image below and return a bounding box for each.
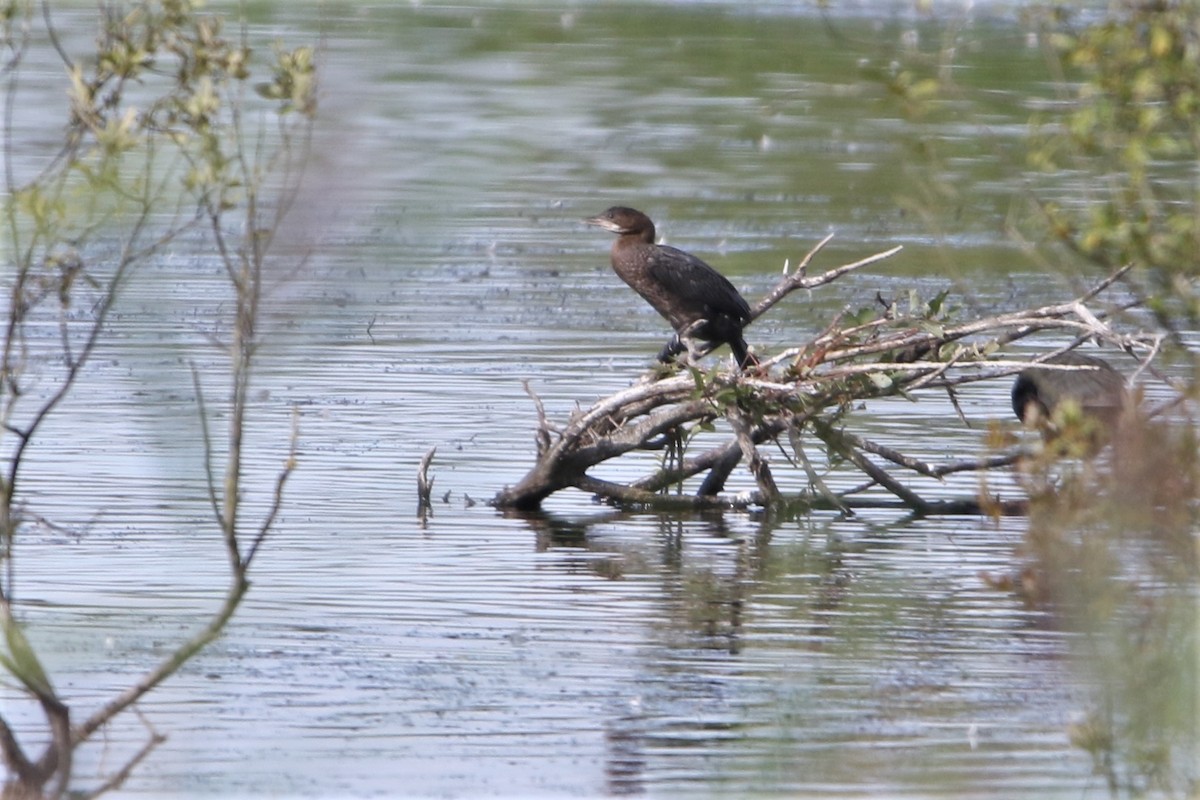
[812,419,930,514]
[492,250,1159,515]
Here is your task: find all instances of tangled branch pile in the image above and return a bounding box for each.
[492,238,1163,515]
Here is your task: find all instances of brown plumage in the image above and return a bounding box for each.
[584,206,756,369]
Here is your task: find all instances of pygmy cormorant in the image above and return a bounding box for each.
[1011,351,1128,430]
[584,206,757,369]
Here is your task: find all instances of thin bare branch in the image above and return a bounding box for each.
[522,378,552,455]
[835,429,943,480]
[932,451,1025,477]
[77,718,166,800]
[904,350,961,392]
[729,408,779,502]
[243,407,300,570]
[417,446,437,510]
[575,474,746,510]
[751,240,902,321]
[190,363,223,529]
[790,232,835,276]
[812,420,931,513]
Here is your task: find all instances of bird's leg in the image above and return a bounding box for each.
[670,319,713,367]
[657,334,685,364]
[683,336,708,365]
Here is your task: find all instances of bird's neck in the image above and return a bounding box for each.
[612,236,647,261]
[616,228,654,248]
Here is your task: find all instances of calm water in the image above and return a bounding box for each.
[2,2,1185,798]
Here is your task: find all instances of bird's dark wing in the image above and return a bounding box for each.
[646,245,751,322]
[1041,353,1128,412]
[1015,352,1128,422]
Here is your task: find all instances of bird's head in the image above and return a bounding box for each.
[584,206,653,238]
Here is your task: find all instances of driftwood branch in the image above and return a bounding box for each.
[493,244,1158,514]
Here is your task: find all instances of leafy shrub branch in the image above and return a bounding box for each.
[1031,1,1200,347]
[0,2,315,797]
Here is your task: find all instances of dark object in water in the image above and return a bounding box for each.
[584,206,757,369]
[1011,351,1128,430]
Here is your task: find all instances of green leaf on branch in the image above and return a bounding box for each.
[255,44,317,117]
[1,613,55,700]
[867,372,893,390]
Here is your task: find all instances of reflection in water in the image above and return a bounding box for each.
[605,704,648,796]
[510,506,1088,796]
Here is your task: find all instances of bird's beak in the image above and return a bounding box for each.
[583,215,620,232]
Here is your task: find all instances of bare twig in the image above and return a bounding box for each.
[729,408,779,502]
[190,362,222,528]
[417,446,437,512]
[812,420,931,514]
[522,379,552,455]
[576,474,747,510]
[77,714,166,800]
[836,429,943,480]
[751,239,902,321]
[243,407,300,569]
[73,578,250,748]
